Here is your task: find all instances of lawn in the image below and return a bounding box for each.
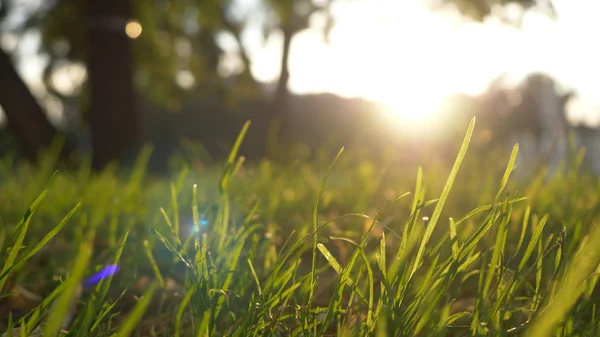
[2,118,600,336]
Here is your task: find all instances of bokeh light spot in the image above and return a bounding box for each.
[125,20,142,39]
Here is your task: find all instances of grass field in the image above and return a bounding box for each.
[2,118,600,336]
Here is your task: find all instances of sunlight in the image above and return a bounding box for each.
[249,0,600,128]
[260,0,521,126]
[381,89,445,124]
[325,0,474,124]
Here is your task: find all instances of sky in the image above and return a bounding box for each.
[1,0,600,127]
[245,0,600,126]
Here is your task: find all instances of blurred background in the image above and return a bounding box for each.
[0,0,598,175]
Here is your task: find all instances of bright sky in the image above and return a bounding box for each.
[2,0,600,127]
[246,0,600,126]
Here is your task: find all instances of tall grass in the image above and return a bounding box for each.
[2,118,600,336]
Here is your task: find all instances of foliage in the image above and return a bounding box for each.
[38,0,235,111]
[434,0,554,23]
[32,0,337,113]
[4,0,554,116]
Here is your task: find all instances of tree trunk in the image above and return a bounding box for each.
[85,0,140,170]
[256,26,293,157]
[275,26,294,110]
[0,47,59,162]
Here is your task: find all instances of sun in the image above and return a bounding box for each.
[350,0,511,127]
[380,84,448,125]
[318,0,470,127]
[383,101,442,124]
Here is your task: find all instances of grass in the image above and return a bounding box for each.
[2,117,600,336]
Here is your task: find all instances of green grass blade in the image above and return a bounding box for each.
[111,281,159,337]
[150,228,192,269]
[159,208,176,243]
[359,248,375,330]
[317,243,344,275]
[307,147,344,314]
[0,190,48,293]
[214,229,251,319]
[483,196,510,297]
[459,215,498,261]
[0,203,80,283]
[247,258,262,296]
[174,287,196,337]
[449,217,459,261]
[378,231,386,275]
[143,240,165,288]
[411,166,423,214]
[220,121,250,191]
[195,311,211,337]
[43,228,95,337]
[518,215,549,272]
[512,205,531,262]
[494,144,519,201]
[410,117,475,279]
[170,183,181,245]
[525,224,600,337]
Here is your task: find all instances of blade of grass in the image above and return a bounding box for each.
[494,144,519,201]
[248,258,262,296]
[410,117,475,280]
[220,121,250,192]
[111,281,159,337]
[170,184,181,245]
[518,215,549,273]
[0,190,48,293]
[142,240,165,288]
[150,228,192,269]
[512,205,531,261]
[43,228,95,337]
[195,311,211,337]
[317,243,344,276]
[214,226,257,319]
[525,224,600,337]
[175,287,196,337]
[449,217,459,262]
[0,203,80,283]
[359,248,375,331]
[307,147,344,319]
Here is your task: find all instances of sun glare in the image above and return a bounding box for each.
[282,0,502,127]
[338,0,539,126]
[250,0,599,129]
[383,92,445,124]
[359,1,464,124]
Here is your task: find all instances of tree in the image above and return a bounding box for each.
[84,0,139,169]
[261,0,335,109]
[0,47,59,162]
[38,0,247,167]
[0,0,67,162]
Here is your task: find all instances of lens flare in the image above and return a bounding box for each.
[83,264,120,288]
[125,20,142,39]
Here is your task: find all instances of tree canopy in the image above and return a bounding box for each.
[14,0,555,112]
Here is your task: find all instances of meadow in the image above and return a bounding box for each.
[2,118,600,336]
